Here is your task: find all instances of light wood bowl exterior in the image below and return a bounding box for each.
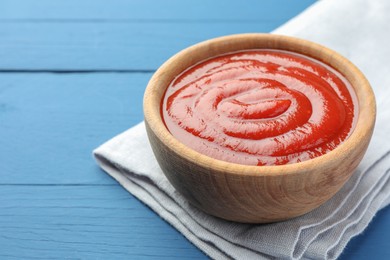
[143,34,376,223]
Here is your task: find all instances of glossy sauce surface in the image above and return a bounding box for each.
[162,50,357,166]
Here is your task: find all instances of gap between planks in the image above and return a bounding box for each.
[0,18,282,24]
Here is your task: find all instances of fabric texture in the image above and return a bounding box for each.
[94,0,390,259]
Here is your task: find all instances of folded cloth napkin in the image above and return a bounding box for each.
[94,0,390,259]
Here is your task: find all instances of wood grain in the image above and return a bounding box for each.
[0,73,147,184]
[0,22,279,70]
[0,185,205,259]
[0,0,315,20]
[144,34,376,223]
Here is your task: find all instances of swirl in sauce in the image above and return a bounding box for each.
[162,50,357,166]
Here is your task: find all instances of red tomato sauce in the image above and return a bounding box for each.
[161,50,358,166]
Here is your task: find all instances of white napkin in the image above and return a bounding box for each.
[94,0,390,259]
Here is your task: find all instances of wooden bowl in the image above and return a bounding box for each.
[143,34,376,223]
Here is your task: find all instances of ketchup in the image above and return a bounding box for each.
[162,50,357,166]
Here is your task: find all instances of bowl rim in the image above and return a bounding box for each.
[143,33,376,177]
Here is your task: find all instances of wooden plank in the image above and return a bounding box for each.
[0,185,390,259]
[0,0,316,70]
[0,73,148,184]
[0,22,282,70]
[0,0,315,21]
[0,185,206,259]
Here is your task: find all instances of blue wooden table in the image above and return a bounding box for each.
[1,1,389,259]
